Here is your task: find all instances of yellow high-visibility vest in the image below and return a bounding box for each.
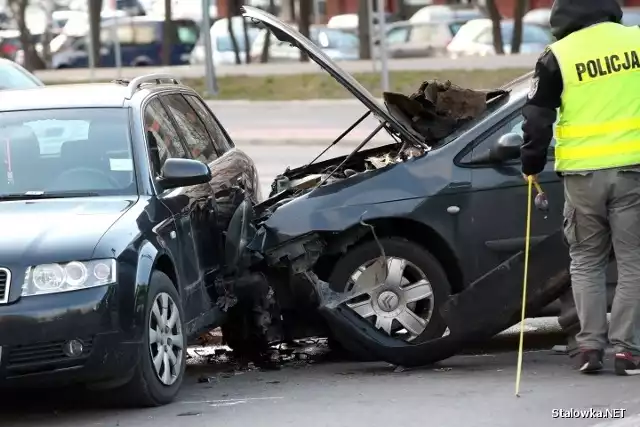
[548,22,640,172]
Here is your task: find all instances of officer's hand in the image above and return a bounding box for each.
[522,173,538,184]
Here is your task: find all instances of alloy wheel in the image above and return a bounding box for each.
[148,292,184,386]
[344,257,435,341]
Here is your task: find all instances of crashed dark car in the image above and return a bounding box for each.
[228,7,618,366]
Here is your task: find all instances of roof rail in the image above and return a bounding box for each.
[124,73,182,99]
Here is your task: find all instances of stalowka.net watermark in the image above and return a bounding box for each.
[552,408,626,419]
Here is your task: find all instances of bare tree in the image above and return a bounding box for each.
[8,0,45,70]
[226,0,241,64]
[260,0,277,62]
[241,15,251,63]
[298,0,311,62]
[510,0,527,54]
[357,0,371,59]
[484,0,504,55]
[88,0,104,67]
[162,0,172,65]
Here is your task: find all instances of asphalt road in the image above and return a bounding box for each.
[2,326,640,427]
[34,54,539,83]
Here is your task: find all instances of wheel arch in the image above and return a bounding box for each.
[316,217,465,294]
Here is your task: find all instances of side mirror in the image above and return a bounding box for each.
[468,132,523,164]
[157,158,211,190]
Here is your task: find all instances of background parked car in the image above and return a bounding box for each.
[0,57,44,89]
[523,7,640,29]
[52,15,199,68]
[384,19,468,58]
[250,25,359,62]
[447,18,553,57]
[189,16,261,65]
[408,4,485,23]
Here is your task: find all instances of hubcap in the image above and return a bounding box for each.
[148,292,184,386]
[344,257,435,341]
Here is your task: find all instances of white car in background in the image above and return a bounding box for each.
[446,18,553,58]
[189,16,260,65]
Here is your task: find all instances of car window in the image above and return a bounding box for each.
[162,94,218,164]
[133,23,156,44]
[386,26,409,44]
[144,98,187,176]
[176,23,199,44]
[185,95,233,154]
[0,108,135,196]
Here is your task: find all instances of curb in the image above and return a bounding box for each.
[233,138,364,146]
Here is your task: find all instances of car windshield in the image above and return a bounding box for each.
[0,108,136,198]
[0,62,41,89]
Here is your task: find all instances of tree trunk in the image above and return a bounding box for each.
[162,0,172,65]
[484,0,504,55]
[242,15,251,63]
[510,0,527,54]
[9,0,45,71]
[357,0,371,60]
[298,0,311,62]
[260,0,277,62]
[88,0,103,67]
[227,0,241,64]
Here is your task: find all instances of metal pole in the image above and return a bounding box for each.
[87,6,95,82]
[113,13,122,78]
[202,0,218,96]
[375,0,389,92]
[312,0,320,25]
[366,0,376,73]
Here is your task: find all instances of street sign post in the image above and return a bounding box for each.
[375,0,389,92]
[202,0,218,96]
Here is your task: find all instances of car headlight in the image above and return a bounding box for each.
[21,259,117,297]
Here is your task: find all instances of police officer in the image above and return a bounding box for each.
[521,0,640,375]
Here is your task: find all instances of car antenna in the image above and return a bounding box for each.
[315,121,386,189]
[304,110,372,168]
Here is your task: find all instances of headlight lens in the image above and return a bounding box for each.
[22,259,117,296]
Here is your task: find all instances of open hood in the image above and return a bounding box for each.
[241,6,427,149]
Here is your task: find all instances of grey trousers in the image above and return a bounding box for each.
[563,168,640,355]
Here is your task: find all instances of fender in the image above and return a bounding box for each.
[127,240,178,341]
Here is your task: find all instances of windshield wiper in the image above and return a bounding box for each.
[0,191,101,200]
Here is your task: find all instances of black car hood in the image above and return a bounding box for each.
[0,197,135,265]
[550,0,622,40]
[241,6,427,149]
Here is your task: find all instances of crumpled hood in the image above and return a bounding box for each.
[550,0,622,40]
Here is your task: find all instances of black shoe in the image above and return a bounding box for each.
[614,352,640,376]
[578,349,604,373]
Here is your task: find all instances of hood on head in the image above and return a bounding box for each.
[550,0,623,40]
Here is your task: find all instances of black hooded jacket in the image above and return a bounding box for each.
[520,0,624,176]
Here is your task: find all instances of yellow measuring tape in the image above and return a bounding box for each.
[515,175,534,397]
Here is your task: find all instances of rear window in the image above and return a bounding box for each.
[0,108,135,196]
[448,22,465,35]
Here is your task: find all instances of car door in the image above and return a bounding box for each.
[456,111,563,282]
[183,94,261,268]
[159,93,223,293]
[144,96,210,318]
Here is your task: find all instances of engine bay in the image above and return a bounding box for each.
[270,142,427,196]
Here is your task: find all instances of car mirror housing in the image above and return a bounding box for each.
[467,132,523,165]
[157,158,211,190]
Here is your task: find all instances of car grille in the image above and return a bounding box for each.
[0,268,9,304]
[7,337,94,368]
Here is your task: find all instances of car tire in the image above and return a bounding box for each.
[328,237,450,345]
[119,270,187,407]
